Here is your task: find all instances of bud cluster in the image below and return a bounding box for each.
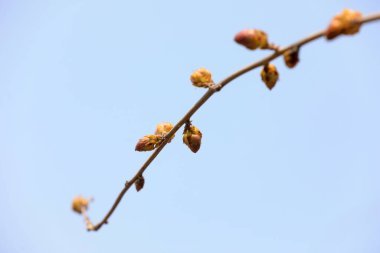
[155,122,175,142]
[135,122,174,152]
[326,9,363,40]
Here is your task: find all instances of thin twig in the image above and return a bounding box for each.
[81,208,95,231]
[82,12,380,231]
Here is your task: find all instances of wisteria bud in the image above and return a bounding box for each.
[261,64,279,90]
[283,47,299,68]
[135,176,145,192]
[190,68,214,88]
[155,122,175,141]
[234,29,269,50]
[135,135,160,152]
[183,124,202,153]
[326,9,363,40]
[72,196,90,214]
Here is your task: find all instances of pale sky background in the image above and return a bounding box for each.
[1,1,380,253]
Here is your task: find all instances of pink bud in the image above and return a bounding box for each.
[234,29,269,50]
[135,135,160,152]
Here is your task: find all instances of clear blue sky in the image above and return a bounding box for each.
[1,1,380,252]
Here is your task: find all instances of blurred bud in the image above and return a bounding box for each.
[155,122,175,142]
[155,122,173,135]
[72,196,90,214]
[261,64,279,90]
[190,68,214,88]
[135,135,160,152]
[183,124,202,153]
[326,9,362,40]
[283,47,299,68]
[135,176,145,192]
[234,29,269,50]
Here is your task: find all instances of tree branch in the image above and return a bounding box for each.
[81,12,380,231]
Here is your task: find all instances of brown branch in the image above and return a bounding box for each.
[82,12,380,231]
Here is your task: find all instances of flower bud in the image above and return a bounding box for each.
[155,122,174,142]
[183,124,202,153]
[234,29,269,50]
[135,135,160,152]
[72,196,90,214]
[135,176,145,192]
[261,64,279,90]
[326,9,362,40]
[190,68,214,88]
[283,47,299,68]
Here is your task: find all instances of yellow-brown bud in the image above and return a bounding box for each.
[72,196,90,214]
[183,124,202,153]
[155,122,174,141]
[135,135,160,152]
[283,47,299,68]
[261,64,279,90]
[190,68,214,88]
[234,29,269,50]
[326,9,362,40]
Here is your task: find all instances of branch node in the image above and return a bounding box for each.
[210,84,222,92]
[266,43,281,52]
